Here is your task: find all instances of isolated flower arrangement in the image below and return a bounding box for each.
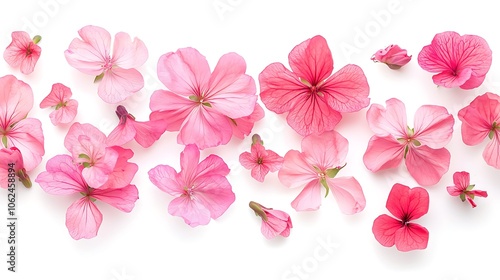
[0,26,495,249]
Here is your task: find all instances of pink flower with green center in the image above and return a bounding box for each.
[40,83,78,126]
[3,31,41,74]
[239,134,283,182]
[447,171,487,208]
[249,201,292,239]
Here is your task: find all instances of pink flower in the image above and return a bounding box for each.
[230,103,265,139]
[371,44,411,69]
[149,47,257,149]
[259,35,370,136]
[40,83,78,126]
[64,25,148,103]
[35,155,139,240]
[239,134,284,182]
[249,201,292,239]
[0,75,44,171]
[372,183,429,252]
[0,147,31,189]
[363,98,454,186]
[148,144,235,226]
[3,31,41,75]
[418,31,492,89]
[447,172,487,208]
[106,105,167,148]
[458,93,500,168]
[278,130,366,214]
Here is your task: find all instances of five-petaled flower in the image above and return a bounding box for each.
[40,83,78,126]
[249,201,292,239]
[3,31,41,75]
[239,134,284,182]
[447,171,487,208]
[371,44,411,69]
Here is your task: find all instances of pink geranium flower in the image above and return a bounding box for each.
[371,44,411,69]
[259,35,370,136]
[418,31,492,89]
[149,47,257,149]
[447,171,487,208]
[249,201,292,239]
[239,134,283,182]
[458,93,500,168]
[36,154,139,240]
[363,98,454,186]
[372,183,429,252]
[106,105,167,148]
[148,144,235,226]
[278,130,366,214]
[40,83,78,126]
[3,31,41,75]
[0,147,31,188]
[0,75,44,171]
[64,25,148,103]
[230,103,265,139]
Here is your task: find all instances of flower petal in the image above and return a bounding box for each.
[483,133,500,168]
[0,75,34,127]
[386,183,429,221]
[193,175,235,220]
[458,93,500,145]
[372,214,402,248]
[48,99,78,125]
[288,35,333,85]
[112,32,148,68]
[328,176,366,214]
[98,67,144,103]
[149,90,197,132]
[99,146,138,190]
[291,179,322,211]
[278,150,317,189]
[366,98,407,137]
[363,135,405,172]
[406,146,450,186]
[452,171,470,191]
[66,197,103,240]
[413,104,454,148]
[35,154,86,195]
[105,121,136,147]
[5,118,44,171]
[168,196,211,227]
[132,119,167,148]
[40,83,72,108]
[148,164,184,196]
[394,223,429,252]
[301,130,348,170]
[230,103,265,139]
[91,184,139,212]
[3,31,41,74]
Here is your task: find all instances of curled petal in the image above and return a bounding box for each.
[366,98,407,137]
[328,176,366,214]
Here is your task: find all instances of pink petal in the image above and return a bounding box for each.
[64,122,107,156]
[91,184,139,212]
[452,171,470,191]
[291,179,322,211]
[366,98,407,137]
[483,134,500,168]
[239,151,258,170]
[328,176,366,214]
[40,83,72,108]
[99,146,138,190]
[371,44,412,69]
[35,154,86,195]
[466,197,477,208]
[251,164,270,182]
[301,130,348,170]
[3,31,41,75]
[98,67,144,103]
[196,153,230,179]
[168,196,211,227]
[372,214,401,248]
[431,68,472,88]
[363,135,405,172]
[149,90,197,132]
[0,75,34,126]
[81,147,119,188]
[446,186,461,196]
[179,144,201,183]
[458,93,500,145]
[112,32,148,69]
[469,190,488,198]
[394,223,429,252]
[406,146,450,186]
[230,103,265,139]
[413,104,454,148]
[0,148,23,189]
[386,184,429,221]
[66,197,103,240]
[48,99,78,126]
[192,175,235,220]
[262,149,284,172]
[288,35,333,84]
[278,150,317,189]
[5,118,44,171]
[261,213,289,239]
[148,164,184,196]
[132,119,167,148]
[105,122,136,147]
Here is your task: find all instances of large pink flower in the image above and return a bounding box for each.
[363,98,454,186]
[0,75,44,171]
[249,201,292,239]
[149,48,257,149]
[447,171,487,208]
[278,130,366,214]
[148,144,235,226]
[3,31,41,75]
[458,93,500,168]
[40,83,78,126]
[259,35,370,136]
[36,155,139,240]
[64,25,148,103]
[418,31,492,89]
[239,134,283,182]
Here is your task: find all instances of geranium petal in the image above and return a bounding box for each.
[91,184,139,212]
[386,183,429,221]
[106,122,136,147]
[483,133,500,168]
[66,197,103,240]
[372,214,401,248]
[5,118,44,171]
[452,171,470,191]
[288,35,333,84]
[193,175,235,220]
[112,32,148,68]
[148,164,184,196]
[35,154,86,195]
[366,98,407,137]
[149,90,197,132]
[291,179,322,211]
[328,176,366,214]
[49,99,78,125]
[363,135,405,172]
[413,104,454,148]
[394,223,429,252]
[0,75,34,127]
[458,93,500,145]
[301,130,348,170]
[168,196,211,227]
[406,146,450,186]
[278,150,317,189]
[98,67,144,103]
[230,103,265,139]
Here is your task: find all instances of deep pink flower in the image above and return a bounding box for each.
[371,44,411,69]
[259,35,370,136]
[458,93,500,168]
[447,171,487,208]
[363,98,454,186]
[35,155,138,240]
[239,134,283,182]
[3,31,41,75]
[40,83,78,126]
[64,25,148,103]
[249,201,292,239]
[148,144,235,226]
[0,147,31,188]
[149,47,257,149]
[372,183,429,252]
[106,105,167,148]
[278,130,366,214]
[230,103,265,139]
[0,75,44,171]
[418,31,492,89]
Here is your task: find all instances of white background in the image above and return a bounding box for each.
[1,0,500,279]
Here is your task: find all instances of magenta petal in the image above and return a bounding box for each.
[288,35,333,84]
[452,171,470,190]
[291,179,322,211]
[406,146,450,186]
[91,184,138,212]
[363,135,405,172]
[446,186,461,196]
[394,223,429,252]
[372,214,401,248]
[386,184,429,221]
[366,98,407,137]
[112,32,148,69]
[168,196,211,227]
[65,197,103,240]
[328,176,366,214]
[413,104,454,148]
[431,68,472,88]
[98,67,144,103]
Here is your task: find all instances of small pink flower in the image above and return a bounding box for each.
[259,35,370,136]
[148,144,235,226]
[40,83,78,126]
[418,31,492,89]
[239,134,283,182]
[447,171,487,208]
[0,147,31,188]
[363,98,454,186]
[458,93,500,168]
[249,201,292,239]
[230,103,265,139]
[106,105,167,148]
[371,44,411,69]
[279,130,366,214]
[3,31,41,75]
[372,183,429,252]
[64,25,148,103]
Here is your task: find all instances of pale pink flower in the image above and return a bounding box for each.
[3,31,41,75]
[371,44,411,69]
[278,130,366,214]
[363,98,454,186]
[0,147,31,189]
[230,103,265,139]
[149,47,257,149]
[35,154,139,240]
[418,31,492,89]
[447,171,487,208]
[148,144,235,226]
[40,83,78,126]
[259,35,370,136]
[99,146,138,190]
[64,25,148,103]
[458,93,500,168]
[0,75,44,171]
[239,134,283,182]
[249,201,292,239]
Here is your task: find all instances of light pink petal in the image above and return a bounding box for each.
[91,184,139,212]
[328,176,366,215]
[132,119,167,148]
[105,122,136,147]
[148,164,184,196]
[178,107,232,149]
[288,35,333,84]
[291,179,322,211]
[196,153,230,179]
[35,154,86,195]
[458,93,500,145]
[301,130,348,170]
[5,118,44,171]
[149,90,197,132]
[371,44,412,69]
[452,171,470,190]
[366,98,407,137]
[394,223,429,252]
[239,151,257,170]
[251,164,270,182]
[64,122,107,156]
[40,83,71,108]
[363,135,405,172]
[112,32,148,68]
[372,214,401,248]
[168,196,211,227]
[230,103,265,139]
[0,148,23,189]
[262,149,284,172]
[446,186,461,196]
[278,150,317,189]
[386,184,429,221]
[179,144,201,184]
[98,67,144,103]
[193,175,235,220]
[99,146,138,190]
[0,75,34,126]
[413,104,454,148]
[483,134,500,168]
[48,99,78,125]
[81,147,119,188]
[66,197,102,240]
[406,146,450,186]
[3,31,41,75]
[261,213,288,239]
